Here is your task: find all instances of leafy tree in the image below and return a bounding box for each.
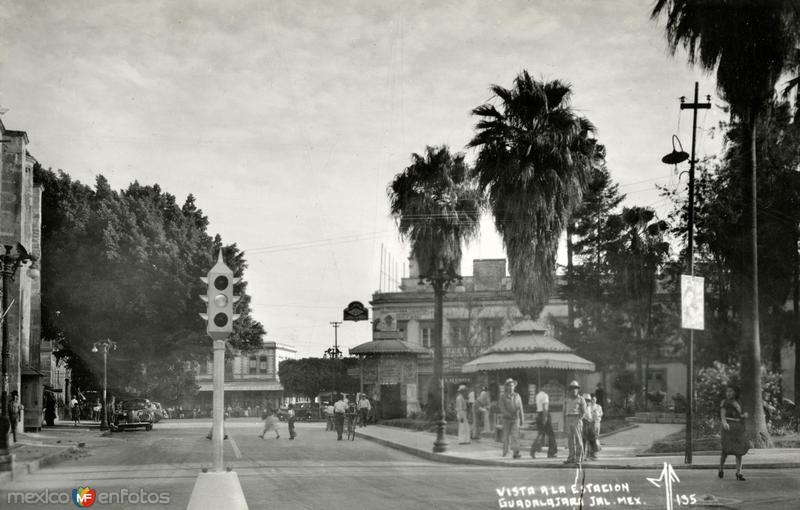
[652,0,800,447]
[278,358,359,399]
[388,146,482,422]
[469,71,602,318]
[34,166,265,403]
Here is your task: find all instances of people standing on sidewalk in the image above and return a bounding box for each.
[719,385,749,481]
[531,386,557,459]
[358,394,372,427]
[498,378,523,458]
[70,396,80,426]
[467,386,477,439]
[591,394,603,449]
[456,384,471,444]
[287,404,297,440]
[563,381,586,465]
[477,386,491,435]
[581,393,598,461]
[333,394,347,440]
[7,391,22,443]
[258,407,280,439]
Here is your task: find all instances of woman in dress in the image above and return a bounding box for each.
[719,385,749,480]
[455,384,471,444]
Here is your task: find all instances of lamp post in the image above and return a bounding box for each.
[420,269,461,454]
[0,243,36,457]
[662,82,711,465]
[92,339,117,431]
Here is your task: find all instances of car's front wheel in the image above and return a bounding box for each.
[145,424,153,431]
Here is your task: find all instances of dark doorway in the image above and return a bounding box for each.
[380,384,403,419]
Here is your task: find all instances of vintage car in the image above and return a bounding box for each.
[149,401,168,422]
[112,398,154,431]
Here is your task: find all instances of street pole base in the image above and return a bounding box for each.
[187,470,248,510]
[432,419,448,453]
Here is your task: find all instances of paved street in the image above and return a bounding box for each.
[2,420,799,509]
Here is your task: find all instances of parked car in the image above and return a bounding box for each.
[112,398,154,431]
[149,401,168,422]
[277,403,316,421]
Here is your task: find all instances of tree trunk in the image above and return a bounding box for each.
[740,111,772,448]
[794,225,799,401]
[567,222,575,331]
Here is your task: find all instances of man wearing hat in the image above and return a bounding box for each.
[563,380,586,465]
[455,384,471,444]
[581,393,599,461]
[498,378,524,458]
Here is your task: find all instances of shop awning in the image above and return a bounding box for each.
[462,352,595,373]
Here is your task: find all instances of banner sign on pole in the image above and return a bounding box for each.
[681,275,704,330]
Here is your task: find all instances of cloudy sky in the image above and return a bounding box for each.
[0,0,722,357]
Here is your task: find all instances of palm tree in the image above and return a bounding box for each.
[468,71,601,319]
[388,145,482,452]
[652,0,800,447]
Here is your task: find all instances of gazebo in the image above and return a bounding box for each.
[349,339,430,419]
[462,319,595,432]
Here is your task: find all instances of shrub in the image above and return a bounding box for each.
[695,361,797,435]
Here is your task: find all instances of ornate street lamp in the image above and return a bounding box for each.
[0,243,37,458]
[419,267,462,453]
[92,339,117,431]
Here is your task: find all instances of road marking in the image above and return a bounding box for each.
[230,436,242,459]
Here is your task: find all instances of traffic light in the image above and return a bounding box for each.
[200,250,241,340]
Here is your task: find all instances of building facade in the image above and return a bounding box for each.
[193,340,296,412]
[368,259,570,411]
[0,118,44,432]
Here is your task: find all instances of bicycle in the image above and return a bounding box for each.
[346,412,357,441]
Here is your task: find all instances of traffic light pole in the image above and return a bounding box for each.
[212,338,225,472]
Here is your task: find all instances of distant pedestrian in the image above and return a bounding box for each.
[595,383,606,408]
[563,381,586,466]
[358,394,371,427]
[70,396,80,426]
[498,379,523,458]
[324,402,334,431]
[7,391,22,443]
[477,387,491,434]
[259,407,280,439]
[719,385,749,481]
[287,404,297,440]
[591,394,603,447]
[581,393,598,461]
[469,386,480,439]
[531,385,557,459]
[333,394,347,440]
[456,385,471,444]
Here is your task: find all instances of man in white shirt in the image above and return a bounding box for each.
[358,394,372,427]
[333,394,347,440]
[531,386,557,458]
[70,396,80,426]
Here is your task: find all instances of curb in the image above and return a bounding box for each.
[355,432,800,470]
[0,445,80,484]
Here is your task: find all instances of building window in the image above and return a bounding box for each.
[249,356,257,375]
[199,360,208,376]
[420,323,433,348]
[449,320,470,346]
[259,355,268,374]
[482,320,502,346]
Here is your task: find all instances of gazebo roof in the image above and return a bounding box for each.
[349,339,431,356]
[462,319,595,373]
[481,319,573,354]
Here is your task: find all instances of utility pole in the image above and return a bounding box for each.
[680,82,711,465]
[329,321,342,396]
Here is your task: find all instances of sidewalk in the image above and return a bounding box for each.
[355,424,800,470]
[0,423,102,483]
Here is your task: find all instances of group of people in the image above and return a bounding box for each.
[455,384,493,444]
[489,378,604,464]
[323,393,372,440]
